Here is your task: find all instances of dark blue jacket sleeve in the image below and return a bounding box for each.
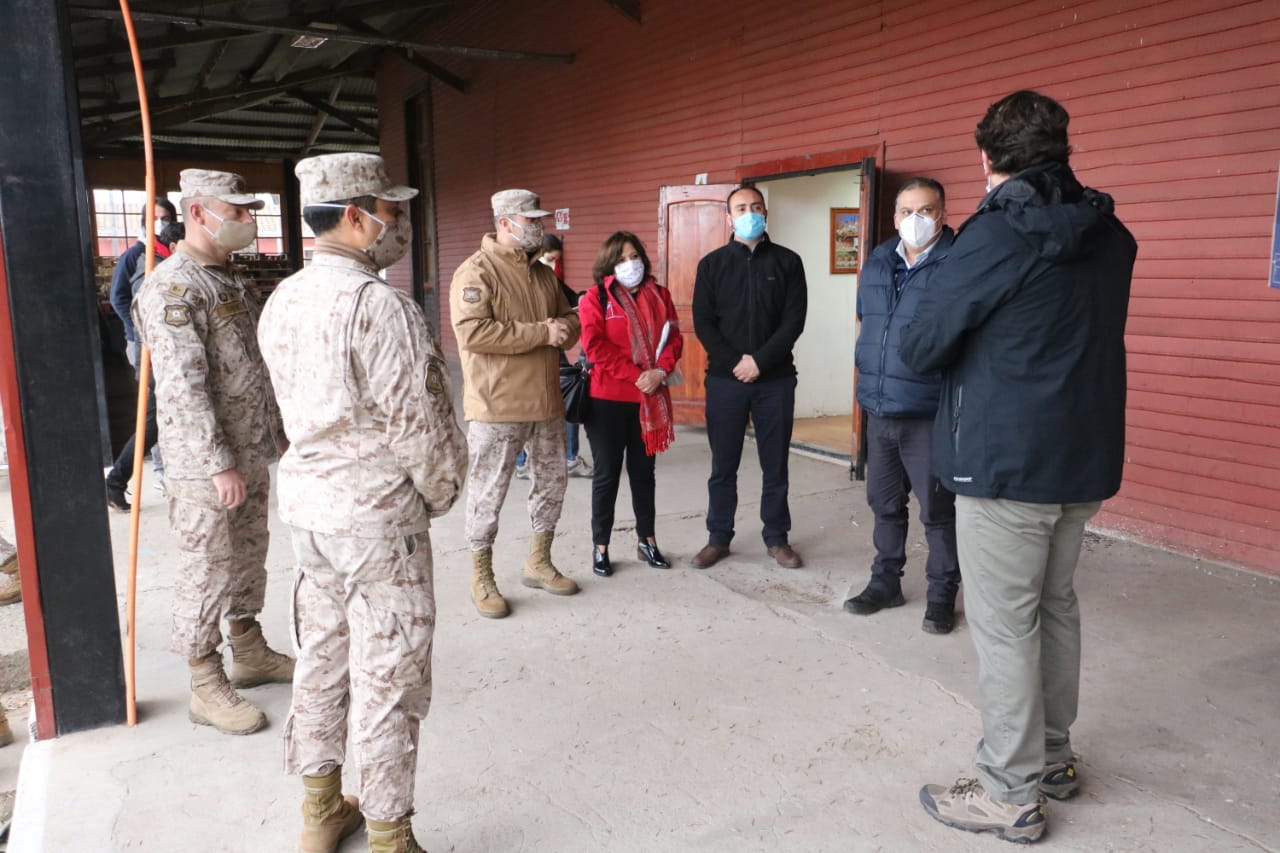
[109,245,141,341]
[752,256,807,373]
[899,216,1031,374]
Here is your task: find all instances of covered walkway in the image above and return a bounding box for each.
[4,432,1277,851]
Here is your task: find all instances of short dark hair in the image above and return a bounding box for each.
[303,195,378,236]
[541,233,563,254]
[158,222,185,247]
[975,90,1072,175]
[141,197,178,228]
[592,231,652,286]
[725,184,765,212]
[896,177,945,207]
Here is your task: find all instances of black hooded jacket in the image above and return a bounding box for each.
[899,162,1138,504]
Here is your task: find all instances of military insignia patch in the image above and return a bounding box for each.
[166,283,188,298]
[214,299,248,319]
[164,305,190,326]
[462,286,482,303]
[426,362,445,396]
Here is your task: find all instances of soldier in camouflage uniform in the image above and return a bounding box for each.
[449,189,582,619]
[132,170,294,737]
[259,153,467,853]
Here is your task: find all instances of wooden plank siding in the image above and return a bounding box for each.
[376,0,1280,574]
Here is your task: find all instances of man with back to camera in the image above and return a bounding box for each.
[450,189,582,619]
[902,90,1137,844]
[844,177,961,634]
[691,184,808,570]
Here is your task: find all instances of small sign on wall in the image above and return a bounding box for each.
[1271,165,1280,288]
[555,208,571,231]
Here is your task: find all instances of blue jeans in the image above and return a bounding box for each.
[516,420,579,465]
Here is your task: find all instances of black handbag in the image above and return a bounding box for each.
[561,360,590,424]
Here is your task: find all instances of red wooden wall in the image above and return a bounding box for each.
[377,0,1280,574]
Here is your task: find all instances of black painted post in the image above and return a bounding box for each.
[0,0,127,734]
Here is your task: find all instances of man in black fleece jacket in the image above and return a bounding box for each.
[691,185,807,570]
[904,90,1137,845]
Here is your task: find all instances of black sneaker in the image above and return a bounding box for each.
[922,602,955,634]
[843,582,905,615]
[106,484,131,512]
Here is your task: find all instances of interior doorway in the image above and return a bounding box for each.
[752,168,863,460]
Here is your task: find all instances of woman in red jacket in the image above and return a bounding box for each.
[579,231,684,576]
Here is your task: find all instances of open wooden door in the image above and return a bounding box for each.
[851,152,880,480]
[657,183,736,425]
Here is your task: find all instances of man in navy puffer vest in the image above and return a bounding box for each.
[845,177,961,635]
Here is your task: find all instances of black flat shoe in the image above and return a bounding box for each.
[637,541,670,569]
[592,549,613,577]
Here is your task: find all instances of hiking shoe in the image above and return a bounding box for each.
[522,531,579,595]
[920,777,1047,844]
[106,484,131,512]
[567,457,593,478]
[922,601,955,634]
[843,582,905,615]
[471,548,509,618]
[188,655,267,735]
[1040,762,1080,800]
[513,463,530,480]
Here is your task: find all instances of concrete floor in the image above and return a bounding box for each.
[1,429,1278,852]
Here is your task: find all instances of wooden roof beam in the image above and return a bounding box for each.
[339,19,466,93]
[603,1,641,22]
[287,88,379,141]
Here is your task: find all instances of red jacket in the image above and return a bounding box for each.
[580,276,684,403]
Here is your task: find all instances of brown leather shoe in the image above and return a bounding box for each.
[690,543,730,569]
[767,544,803,569]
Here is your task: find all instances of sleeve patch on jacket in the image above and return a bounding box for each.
[426,362,445,396]
[462,286,482,303]
[164,305,191,326]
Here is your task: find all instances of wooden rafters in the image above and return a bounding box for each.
[287,88,378,140]
[603,0,641,23]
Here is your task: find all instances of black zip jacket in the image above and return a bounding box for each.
[692,235,807,381]
[900,162,1137,504]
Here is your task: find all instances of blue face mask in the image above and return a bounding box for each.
[733,211,766,241]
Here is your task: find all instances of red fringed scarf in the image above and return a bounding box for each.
[607,278,675,455]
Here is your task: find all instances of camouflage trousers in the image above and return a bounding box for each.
[167,465,270,659]
[465,417,567,551]
[283,528,435,823]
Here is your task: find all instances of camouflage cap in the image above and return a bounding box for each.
[491,189,551,219]
[178,169,265,209]
[295,153,419,207]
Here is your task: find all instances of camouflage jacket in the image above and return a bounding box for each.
[132,241,282,479]
[258,248,467,537]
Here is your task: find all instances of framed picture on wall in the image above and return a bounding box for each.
[830,207,860,274]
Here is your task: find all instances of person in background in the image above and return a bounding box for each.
[578,232,682,576]
[903,90,1137,844]
[112,198,178,371]
[691,185,808,570]
[105,221,185,510]
[449,189,582,620]
[516,233,592,479]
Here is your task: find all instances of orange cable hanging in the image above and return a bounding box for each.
[118,0,155,727]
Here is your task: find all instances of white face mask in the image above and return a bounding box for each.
[614,258,645,288]
[201,207,257,254]
[539,256,557,268]
[897,212,939,249]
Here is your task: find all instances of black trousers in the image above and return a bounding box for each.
[106,382,159,491]
[583,398,656,546]
[704,374,796,547]
[865,414,960,604]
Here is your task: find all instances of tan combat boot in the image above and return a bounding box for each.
[228,621,296,688]
[521,531,579,595]
[0,554,20,606]
[0,706,13,748]
[471,548,509,619]
[188,654,267,735]
[299,767,364,853]
[366,814,427,853]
